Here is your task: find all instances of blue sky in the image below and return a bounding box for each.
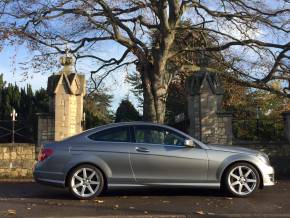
[0,43,139,112]
[1,0,288,113]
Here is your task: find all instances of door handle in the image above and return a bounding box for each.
[135,147,150,153]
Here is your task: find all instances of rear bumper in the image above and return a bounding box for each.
[33,163,66,188]
[34,175,65,188]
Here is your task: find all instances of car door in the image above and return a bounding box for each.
[70,126,135,184]
[130,125,208,184]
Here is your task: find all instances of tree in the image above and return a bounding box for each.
[0,74,4,89]
[115,99,141,122]
[34,88,49,114]
[84,91,113,128]
[0,74,4,117]
[0,75,50,142]
[1,0,290,123]
[126,72,143,109]
[127,21,226,123]
[224,81,290,119]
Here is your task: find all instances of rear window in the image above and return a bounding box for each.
[88,126,130,142]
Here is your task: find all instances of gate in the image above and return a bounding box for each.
[0,120,35,143]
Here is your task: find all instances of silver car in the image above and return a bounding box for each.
[34,122,275,199]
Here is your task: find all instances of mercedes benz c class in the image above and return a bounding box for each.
[34,122,275,199]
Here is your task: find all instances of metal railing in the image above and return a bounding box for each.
[232,118,284,142]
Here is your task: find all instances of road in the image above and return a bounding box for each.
[0,180,289,218]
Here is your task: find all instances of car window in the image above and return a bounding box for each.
[134,126,185,146]
[88,126,130,142]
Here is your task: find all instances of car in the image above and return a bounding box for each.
[34,122,275,199]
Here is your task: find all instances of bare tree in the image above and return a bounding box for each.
[0,0,289,123]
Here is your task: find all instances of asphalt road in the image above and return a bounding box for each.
[0,180,289,218]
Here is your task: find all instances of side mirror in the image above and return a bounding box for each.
[184,139,195,147]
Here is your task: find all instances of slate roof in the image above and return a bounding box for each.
[47,72,85,96]
[186,71,224,95]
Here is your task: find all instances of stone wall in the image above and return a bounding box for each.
[216,113,233,145]
[187,95,201,139]
[0,143,35,179]
[37,114,54,147]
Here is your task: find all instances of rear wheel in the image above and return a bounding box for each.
[68,164,105,199]
[224,162,260,197]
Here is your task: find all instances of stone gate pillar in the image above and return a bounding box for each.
[37,51,86,146]
[186,70,232,145]
[282,111,290,142]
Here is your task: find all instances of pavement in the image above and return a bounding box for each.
[0,180,289,218]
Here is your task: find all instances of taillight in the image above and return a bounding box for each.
[38,148,53,162]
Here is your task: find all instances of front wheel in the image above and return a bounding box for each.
[224,163,260,197]
[68,164,105,199]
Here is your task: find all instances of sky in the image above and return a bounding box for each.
[0,43,139,113]
[0,0,288,114]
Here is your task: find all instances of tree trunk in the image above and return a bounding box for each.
[142,88,167,123]
[138,27,176,124]
[140,63,168,124]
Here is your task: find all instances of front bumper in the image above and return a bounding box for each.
[261,164,275,186]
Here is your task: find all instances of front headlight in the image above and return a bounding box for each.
[257,153,270,164]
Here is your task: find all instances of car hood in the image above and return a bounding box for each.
[207,144,259,155]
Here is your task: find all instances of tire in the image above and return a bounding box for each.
[68,164,105,199]
[223,162,260,197]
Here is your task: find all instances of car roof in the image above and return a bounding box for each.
[90,121,173,130]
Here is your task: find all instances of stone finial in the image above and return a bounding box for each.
[60,48,74,71]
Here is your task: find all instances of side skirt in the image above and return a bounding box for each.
[108,183,220,188]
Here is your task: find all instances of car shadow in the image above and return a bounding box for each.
[0,182,225,200]
[104,186,224,197]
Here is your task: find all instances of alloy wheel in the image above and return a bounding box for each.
[70,167,101,198]
[228,165,257,196]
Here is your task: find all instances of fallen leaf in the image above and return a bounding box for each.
[162,200,170,203]
[113,204,119,209]
[144,211,148,214]
[27,208,31,210]
[226,197,233,200]
[122,196,128,199]
[7,209,16,215]
[94,200,104,203]
[129,206,135,210]
[195,210,205,215]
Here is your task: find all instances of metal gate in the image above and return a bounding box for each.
[0,120,35,143]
